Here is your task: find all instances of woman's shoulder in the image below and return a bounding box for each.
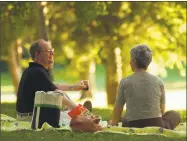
[147,73,164,85]
[120,74,134,84]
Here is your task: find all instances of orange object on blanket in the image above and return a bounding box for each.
[68,104,93,118]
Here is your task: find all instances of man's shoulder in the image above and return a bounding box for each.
[24,65,46,75]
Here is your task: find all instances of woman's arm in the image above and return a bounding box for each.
[109,105,124,126]
[108,79,126,126]
[160,80,166,114]
[160,104,165,115]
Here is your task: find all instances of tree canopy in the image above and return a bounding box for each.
[0,1,186,104]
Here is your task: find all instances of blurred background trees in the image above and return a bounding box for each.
[0,1,186,105]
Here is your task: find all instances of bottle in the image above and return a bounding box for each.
[83,80,89,91]
[59,111,71,126]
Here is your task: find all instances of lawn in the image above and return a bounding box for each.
[2,130,185,141]
[1,103,186,141]
[1,65,186,92]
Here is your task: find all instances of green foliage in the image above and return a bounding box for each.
[0,2,186,88]
[74,2,110,28]
[64,1,186,78]
[0,2,36,55]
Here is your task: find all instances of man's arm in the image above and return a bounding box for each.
[55,80,88,91]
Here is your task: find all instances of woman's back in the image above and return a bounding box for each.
[110,44,180,129]
[120,72,165,121]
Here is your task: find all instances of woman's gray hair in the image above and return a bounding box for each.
[130,44,152,69]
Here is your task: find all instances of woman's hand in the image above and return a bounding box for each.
[108,120,118,126]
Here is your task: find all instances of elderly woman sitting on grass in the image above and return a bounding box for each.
[109,44,180,130]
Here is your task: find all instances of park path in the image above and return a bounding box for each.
[1,89,186,110]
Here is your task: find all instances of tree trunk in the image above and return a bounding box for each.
[37,2,49,41]
[8,41,22,93]
[106,46,121,106]
[37,2,54,80]
[80,60,95,99]
[0,10,2,56]
[88,60,96,97]
[0,4,22,93]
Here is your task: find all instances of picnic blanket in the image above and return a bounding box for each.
[1,114,186,138]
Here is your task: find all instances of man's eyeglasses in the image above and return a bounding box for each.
[38,48,55,54]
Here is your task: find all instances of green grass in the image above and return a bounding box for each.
[1,103,186,122]
[1,71,13,86]
[1,103,186,141]
[1,130,186,141]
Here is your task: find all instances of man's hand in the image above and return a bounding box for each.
[73,80,89,91]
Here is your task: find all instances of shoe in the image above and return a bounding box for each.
[83,100,92,112]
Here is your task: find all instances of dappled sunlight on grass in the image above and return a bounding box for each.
[2,90,186,111]
[1,94,17,103]
[1,86,15,93]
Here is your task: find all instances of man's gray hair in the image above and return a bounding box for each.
[29,39,44,60]
[130,44,152,69]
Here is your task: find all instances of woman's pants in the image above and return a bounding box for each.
[122,110,180,130]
